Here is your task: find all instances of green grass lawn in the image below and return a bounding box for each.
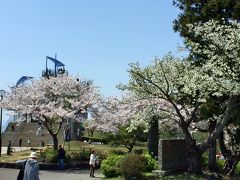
[0,150,33,163]
[0,140,146,163]
[63,141,147,154]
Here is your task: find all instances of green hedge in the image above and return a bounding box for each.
[100,152,158,178]
[142,153,158,172]
[119,154,146,179]
[44,148,58,163]
[100,154,124,178]
[69,151,91,161]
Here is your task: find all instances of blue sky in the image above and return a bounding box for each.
[0,0,186,129]
[0,0,184,95]
[0,1,184,126]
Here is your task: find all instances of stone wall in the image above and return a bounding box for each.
[158,139,188,173]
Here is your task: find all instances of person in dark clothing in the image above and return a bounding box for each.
[11,124,15,132]
[7,140,11,155]
[19,138,22,147]
[58,145,66,170]
[38,121,42,127]
[41,140,45,147]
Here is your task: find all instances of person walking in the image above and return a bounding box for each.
[36,126,43,136]
[16,152,40,180]
[27,138,31,147]
[58,145,66,170]
[89,150,98,178]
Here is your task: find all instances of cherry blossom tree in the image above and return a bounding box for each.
[119,54,206,173]
[83,119,98,137]
[89,95,149,152]
[88,94,176,153]
[120,19,240,173]
[90,95,154,133]
[184,20,240,174]
[0,75,100,150]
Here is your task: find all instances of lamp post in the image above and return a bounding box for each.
[0,89,6,157]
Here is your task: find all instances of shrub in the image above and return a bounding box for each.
[109,149,126,155]
[235,163,240,174]
[44,148,71,163]
[119,154,147,179]
[101,154,124,178]
[44,148,58,163]
[216,159,225,170]
[69,150,92,162]
[201,152,208,170]
[95,149,108,162]
[142,153,158,172]
[65,153,71,163]
[70,152,81,162]
[79,150,91,161]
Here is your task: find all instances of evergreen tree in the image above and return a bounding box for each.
[173,0,240,39]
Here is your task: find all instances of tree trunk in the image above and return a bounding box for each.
[200,95,238,153]
[126,135,137,153]
[218,131,231,159]
[186,139,203,174]
[208,140,216,171]
[148,116,159,158]
[41,117,64,150]
[52,134,58,150]
[223,154,240,175]
[208,120,217,171]
[90,129,95,137]
[179,120,203,174]
[227,156,240,176]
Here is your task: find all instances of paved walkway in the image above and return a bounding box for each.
[0,168,105,180]
[1,147,105,179]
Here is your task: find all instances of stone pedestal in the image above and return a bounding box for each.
[158,139,187,174]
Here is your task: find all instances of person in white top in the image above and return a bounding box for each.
[27,139,31,147]
[89,150,98,178]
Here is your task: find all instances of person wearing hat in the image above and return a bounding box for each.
[16,152,40,180]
